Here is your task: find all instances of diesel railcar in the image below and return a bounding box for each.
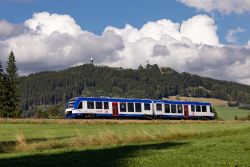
[64,97,215,119]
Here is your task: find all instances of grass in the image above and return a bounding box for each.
[168,96,250,120]
[214,105,250,120]
[0,119,250,166]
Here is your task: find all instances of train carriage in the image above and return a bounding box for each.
[65,97,215,120]
[152,100,214,119]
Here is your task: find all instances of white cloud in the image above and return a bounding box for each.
[179,0,250,14]
[0,20,16,36]
[0,12,123,73]
[104,14,220,69]
[1,12,250,85]
[226,27,245,44]
[180,15,219,45]
[25,12,83,36]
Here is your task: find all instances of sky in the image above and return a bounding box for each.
[1,0,250,84]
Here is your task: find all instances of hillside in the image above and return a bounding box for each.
[167,96,228,106]
[17,64,250,110]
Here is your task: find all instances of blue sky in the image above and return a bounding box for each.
[1,0,194,33]
[0,0,249,44]
[1,0,250,84]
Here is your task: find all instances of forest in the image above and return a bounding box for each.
[17,63,250,115]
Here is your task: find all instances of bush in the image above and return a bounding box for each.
[228,101,238,107]
[212,107,219,120]
[21,104,64,118]
[240,113,250,121]
[238,104,250,110]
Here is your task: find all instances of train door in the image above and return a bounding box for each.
[112,102,118,116]
[184,105,189,119]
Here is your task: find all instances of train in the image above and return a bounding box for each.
[64,97,215,120]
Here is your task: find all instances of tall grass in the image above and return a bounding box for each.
[0,118,247,126]
[15,132,27,152]
[1,126,247,154]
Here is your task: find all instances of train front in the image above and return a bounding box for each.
[64,98,77,118]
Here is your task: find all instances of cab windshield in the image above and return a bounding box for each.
[66,100,76,108]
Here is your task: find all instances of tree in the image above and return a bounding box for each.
[5,51,20,117]
[0,60,4,117]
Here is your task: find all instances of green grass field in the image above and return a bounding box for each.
[0,119,250,166]
[215,105,250,120]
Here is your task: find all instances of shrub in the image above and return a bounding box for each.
[240,113,250,121]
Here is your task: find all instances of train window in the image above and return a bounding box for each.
[164,104,170,113]
[104,102,109,109]
[128,103,134,112]
[120,103,127,112]
[96,102,103,109]
[191,105,195,112]
[156,103,162,111]
[177,105,183,113]
[68,101,75,108]
[171,104,177,113]
[196,106,201,112]
[144,103,151,110]
[77,101,82,109]
[87,101,95,109]
[135,103,142,112]
[202,106,207,112]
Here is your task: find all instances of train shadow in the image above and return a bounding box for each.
[0,141,189,167]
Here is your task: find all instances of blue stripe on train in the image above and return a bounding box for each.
[117,114,144,117]
[65,113,214,119]
[157,115,214,119]
[64,113,145,118]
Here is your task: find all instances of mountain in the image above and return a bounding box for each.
[17,64,250,110]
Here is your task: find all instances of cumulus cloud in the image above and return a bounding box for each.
[178,0,250,14]
[0,12,123,74]
[226,27,245,44]
[0,20,24,39]
[24,12,83,36]
[1,12,250,84]
[0,20,16,36]
[180,15,219,45]
[151,44,170,57]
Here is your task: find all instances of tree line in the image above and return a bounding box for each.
[18,63,250,113]
[0,51,20,118]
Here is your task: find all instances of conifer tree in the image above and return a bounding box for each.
[0,60,4,117]
[5,51,20,117]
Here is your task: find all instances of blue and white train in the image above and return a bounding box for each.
[64,97,215,120]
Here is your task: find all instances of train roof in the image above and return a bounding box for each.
[153,99,210,105]
[72,97,211,105]
[74,97,152,103]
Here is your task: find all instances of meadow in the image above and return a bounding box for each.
[0,119,250,166]
[0,97,250,166]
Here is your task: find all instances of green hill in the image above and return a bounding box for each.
[17,64,250,111]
